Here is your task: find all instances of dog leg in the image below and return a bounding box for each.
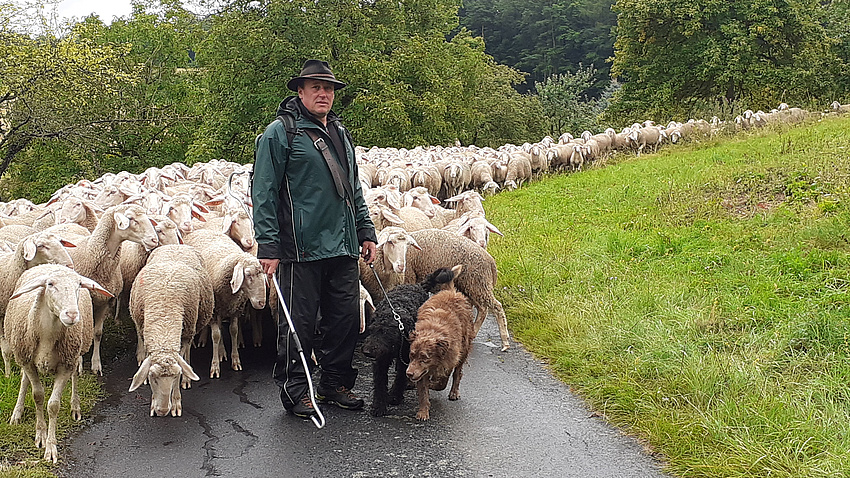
[415,380,431,421]
[448,363,464,400]
[389,358,407,405]
[370,357,391,417]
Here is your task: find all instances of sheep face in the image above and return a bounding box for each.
[456,216,503,249]
[56,198,89,225]
[10,265,111,327]
[114,205,159,251]
[150,216,181,245]
[222,211,255,251]
[22,233,74,269]
[232,258,267,309]
[377,228,420,274]
[130,353,199,417]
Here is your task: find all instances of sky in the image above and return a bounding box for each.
[56,0,135,24]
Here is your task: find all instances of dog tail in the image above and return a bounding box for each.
[419,265,463,293]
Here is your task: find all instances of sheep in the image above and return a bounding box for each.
[402,187,449,228]
[471,160,499,196]
[404,228,510,350]
[193,208,256,252]
[490,155,509,184]
[503,154,532,191]
[395,206,434,232]
[358,227,422,302]
[0,224,35,244]
[63,204,160,375]
[182,229,266,377]
[440,161,472,199]
[129,245,214,417]
[368,204,406,231]
[0,232,75,377]
[6,264,112,463]
[161,193,208,234]
[443,190,485,218]
[831,101,850,114]
[409,164,442,198]
[442,212,504,249]
[628,125,664,156]
[55,197,102,232]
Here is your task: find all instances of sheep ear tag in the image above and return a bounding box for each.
[231,263,245,294]
[22,238,37,261]
[116,212,131,230]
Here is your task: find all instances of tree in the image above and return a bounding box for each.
[536,64,606,136]
[608,0,837,120]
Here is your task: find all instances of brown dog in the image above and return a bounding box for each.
[405,265,474,420]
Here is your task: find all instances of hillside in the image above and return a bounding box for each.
[487,115,850,477]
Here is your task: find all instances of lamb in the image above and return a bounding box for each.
[63,204,160,375]
[404,228,510,350]
[6,264,112,463]
[358,227,422,302]
[361,267,459,416]
[0,232,76,377]
[182,229,266,377]
[405,265,474,421]
[128,245,214,417]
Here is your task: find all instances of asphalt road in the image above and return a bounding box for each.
[59,317,669,478]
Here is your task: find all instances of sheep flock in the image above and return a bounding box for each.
[0,100,846,462]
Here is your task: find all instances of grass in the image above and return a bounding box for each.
[486,116,850,477]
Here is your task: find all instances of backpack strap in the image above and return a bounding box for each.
[276,113,299,146]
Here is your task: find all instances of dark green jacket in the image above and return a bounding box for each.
[252,97,376,263]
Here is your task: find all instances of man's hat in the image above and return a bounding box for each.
[287,59,347,92]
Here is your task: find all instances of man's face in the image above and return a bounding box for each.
[298,79,335,119]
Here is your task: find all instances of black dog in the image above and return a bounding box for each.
[361,267,456,417]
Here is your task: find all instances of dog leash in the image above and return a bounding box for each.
[368,263,412,366]
[271,271,326,429]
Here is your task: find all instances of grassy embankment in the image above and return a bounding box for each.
[487,115,850,477]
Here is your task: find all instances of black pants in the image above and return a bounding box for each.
[273,256,360,409]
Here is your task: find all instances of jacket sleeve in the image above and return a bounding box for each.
[252,122,288,259]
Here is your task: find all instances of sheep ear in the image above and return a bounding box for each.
[231,263,245,294]
[160,203,172,216]
[60,239,76,248]
[10,275,49,299]
[382,209,404,225]
[149,217,158,227]
[115,212,131,230]
[80,277,115,298]
[204,199,224,208]
[176,229,184,244]
[430,195,440,205]
[451,264,464,277]
[129,357,151,392]
[193,201,210,214]
[407,236,422,251]
[485,221,504,236]
[191,206,206,221]
[22,238,37,261]
[221,214,234,234]
[177,354,200,382]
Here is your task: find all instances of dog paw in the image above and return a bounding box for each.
[370,406,387,417]
[448,392,460,401]
[416,410,430,421]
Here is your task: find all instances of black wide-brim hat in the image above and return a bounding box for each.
[287,59,347,91]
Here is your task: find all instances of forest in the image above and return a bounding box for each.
[1,0,848,201]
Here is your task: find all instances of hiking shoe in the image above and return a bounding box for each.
[290,394,318,419]
[316,385,364,410]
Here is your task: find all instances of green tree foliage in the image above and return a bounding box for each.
[0,0,203,201]
[458,0,616,92]
[609,0,837,120]
[535,64,611,136]
[192,0,544,162]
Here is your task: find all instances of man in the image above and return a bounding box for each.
[252,59,378,419]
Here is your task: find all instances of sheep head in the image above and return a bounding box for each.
[10,264,111,326]
[129,353,199,417]
[376,227,420,274]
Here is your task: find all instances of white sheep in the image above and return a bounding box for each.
[471,160,499,196]
[63,204,160,375]
[129,245,214,417]
[0,232,75,377]
[182,229,266,377]
[442,212,504,249]
[6,264,112,463]
[358,226,422,302]
[503,154,532,191]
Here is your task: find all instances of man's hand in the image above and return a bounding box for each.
[361,241,377,265]
[259,258,280,276]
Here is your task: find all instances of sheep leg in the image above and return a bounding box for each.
[448,363,464,400]
[21,364,47,449]
[70,365,82,420]
[1,336,11,377]
[91,305,109,375]
[493,300,511,351]
[250,312,263,348]
[237,315,246,349]
[196,325,209,348]
[9,370,30,424]
[134,321,146,366]
[181,342,193,389]
[230,318,242,371]
[209,319,222,378]
[415,380,431,421]
[471,306,489,338]
[171,382,183,417]
[44,367,71,463]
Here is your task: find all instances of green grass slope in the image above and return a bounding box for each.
[487,116,850,478]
